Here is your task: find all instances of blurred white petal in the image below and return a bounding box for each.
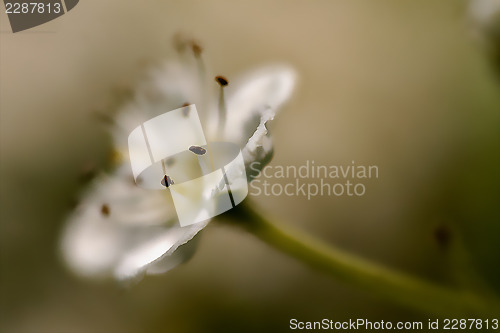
[112,61,211,149]
[113,220,207,280]
[241,107,277,180]
[61,164,207,280]
[216,64,296,146]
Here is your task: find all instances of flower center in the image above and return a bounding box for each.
[215,75,229,135]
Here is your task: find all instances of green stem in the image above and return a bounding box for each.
[221,201,500,318]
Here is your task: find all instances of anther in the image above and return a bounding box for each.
[101,204,110,217]
[215,76,229,134]
[190,40,203,58]
[215,76,229,86]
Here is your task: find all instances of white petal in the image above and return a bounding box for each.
[60,164,208,280]
[215,64,297,146]
[241,108,276,181]
[113,220,207,280]
[143,225,202,275]
[112,61,209,149]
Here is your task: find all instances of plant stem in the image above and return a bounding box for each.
[221,201,500,318]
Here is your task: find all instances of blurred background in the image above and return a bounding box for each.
[1,0,499,332]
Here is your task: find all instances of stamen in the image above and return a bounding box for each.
[101,204,110,217]
[161,159,167,175]
[192,40,206,87]
[215,76,228,86]
[174,35,207,114]
[190,40,203,58]
[215,76,229,134]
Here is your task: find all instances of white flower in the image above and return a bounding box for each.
[61,41,297,281]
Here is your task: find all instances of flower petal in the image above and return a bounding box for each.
[113,219,207,280]
[210,65,296,181]
[217,64,297,146]
[112,61,211,151]
[144,231,201,275]
[241,107,277,181]
[61,164,208,280]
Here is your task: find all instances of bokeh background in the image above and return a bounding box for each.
[1,1,499,332]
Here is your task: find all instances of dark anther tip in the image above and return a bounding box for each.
[101,204,110,217]
[215,76,229,87]
[189,145,207,155]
